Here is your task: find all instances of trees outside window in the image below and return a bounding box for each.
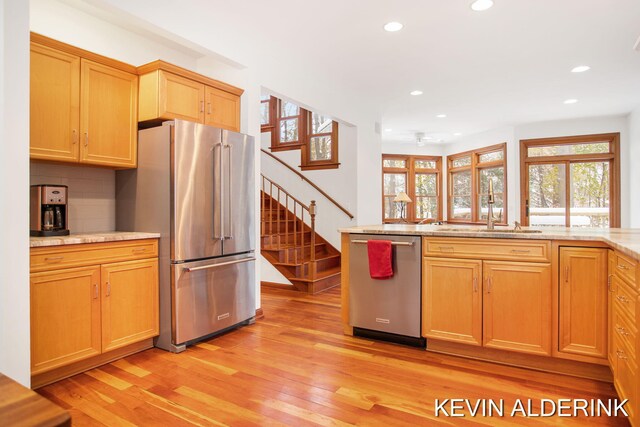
[520,134,619,228]
[447,143,507,225]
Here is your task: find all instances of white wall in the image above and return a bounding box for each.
[629,107,640,228]
[0,0,30,386]
[31,163,116,233]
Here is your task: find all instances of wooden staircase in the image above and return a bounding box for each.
[260,175,341,294]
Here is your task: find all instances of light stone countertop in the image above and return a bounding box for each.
[339,224,640,261]
[30,231,161,248]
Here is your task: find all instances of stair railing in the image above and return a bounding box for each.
[261,174,317,278]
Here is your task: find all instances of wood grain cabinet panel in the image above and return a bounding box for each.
[558,247,608,359]
[205,85,240,131]
[80,59,138,168]
[30,266,101,375]
[483,261,551,356]
[158,70,205,123]
[101,259,159,352]
[422,258,482,345]
[423,237,551,262]
[30,43,80,162]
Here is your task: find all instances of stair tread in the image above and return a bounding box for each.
[272,254,341,267]
[291,267,341,283]
[262,242,326,250]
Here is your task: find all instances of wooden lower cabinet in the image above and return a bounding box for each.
[30,266,101,375]
[422,258,482,345]
[558,247,608,359]
[483,261,552,356]
[30,240,159,384]
[101,259,159,352]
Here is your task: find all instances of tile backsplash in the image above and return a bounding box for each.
[30,162,116,233]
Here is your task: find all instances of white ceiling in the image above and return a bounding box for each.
[70,0,640,143]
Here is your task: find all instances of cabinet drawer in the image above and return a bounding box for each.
[30,239,158,272]
[612,306,637,358]
[612,334,637,421]
[614,252,638,289]
[423,237,551,262]
[614,277,637,324]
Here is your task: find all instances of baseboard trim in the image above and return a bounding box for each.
[255,307,264,320]
[261,281,294,290]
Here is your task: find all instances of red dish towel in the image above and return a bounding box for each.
[367,240,394,279]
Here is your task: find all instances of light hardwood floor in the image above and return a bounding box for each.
[37,286,628,426]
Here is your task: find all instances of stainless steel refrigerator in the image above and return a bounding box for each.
[116,119,256,352]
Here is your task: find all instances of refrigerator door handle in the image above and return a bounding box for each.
[213,142,224,241]
[182,257,256,272]
[223,143,233,240]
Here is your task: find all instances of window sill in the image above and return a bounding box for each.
[300,162,340,171]
[269,143,304,152]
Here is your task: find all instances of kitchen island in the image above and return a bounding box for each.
[340,224,640,425]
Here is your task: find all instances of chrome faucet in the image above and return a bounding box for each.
[487,178,495,230]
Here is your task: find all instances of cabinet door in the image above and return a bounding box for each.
[101,259,159,352]
[158,70,205,122]
[205,85,240,131]
[558,247,608,359]
[423,258,482,345]
[80,59,138,168]
[30,43,80,162]
[483,261,551,356]
[30,266,101,374]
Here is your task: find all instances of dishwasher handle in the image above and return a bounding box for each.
[351,239,414,247]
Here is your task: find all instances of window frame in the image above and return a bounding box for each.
[447,143,508,225]
[260,95,276,132]
[269,98,307,152]
[300,113,339,170]
[519,133,620,228]
[382,154,443,223]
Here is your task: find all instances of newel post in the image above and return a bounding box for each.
[309,200,317,278]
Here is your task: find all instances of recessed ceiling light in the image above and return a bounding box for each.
[410,90,423,96]
[384,128,393,132]
[564,99,578,104]
[470,0,494,11]
[454,132,462,136]
[571,65,590,73]
[383,22,403,32]
[436,114,447,118]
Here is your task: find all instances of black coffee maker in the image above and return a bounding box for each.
[30,184,70,236]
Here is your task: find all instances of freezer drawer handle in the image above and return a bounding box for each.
[182,257,256,272]
[351,240,414,246]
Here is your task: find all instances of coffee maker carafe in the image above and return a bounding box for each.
[30,185,70,236]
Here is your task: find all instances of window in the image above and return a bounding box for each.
[382,154,442,223]
[447,143,507,225]
[520,133,620,228]
[261,95,339,170]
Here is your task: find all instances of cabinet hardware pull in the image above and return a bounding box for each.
[200,100,205,113]
[84,132,88,147]
[616,326,629,337]
[208,102,212,114]
[72,129,77,145]
[473,276,478,292]
[511,249,530,254]
[44,256,64,261]
[617,264,629,270]
[351,240,414,246]
[616,295,629,304]
[93,284,98,299]
[486,276,492,293]
[616,349,627,360]
[607,274,613,292]
[564,266,569,282]
[132,248,147,253]
[438,246,454,252]
[106,281,111,297]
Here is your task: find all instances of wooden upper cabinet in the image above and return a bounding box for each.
[100,258,159,352]
[29,34,138,168]
[423,258,482,346]
[205,85,240,131]
[138,61,243,132]
[30,43,80,162]
[558,247,608,360]
[30,266,101,375]
[483,261,551,356]
[80,59,138,168]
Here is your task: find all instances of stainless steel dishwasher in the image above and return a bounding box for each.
[349,234,424,346]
